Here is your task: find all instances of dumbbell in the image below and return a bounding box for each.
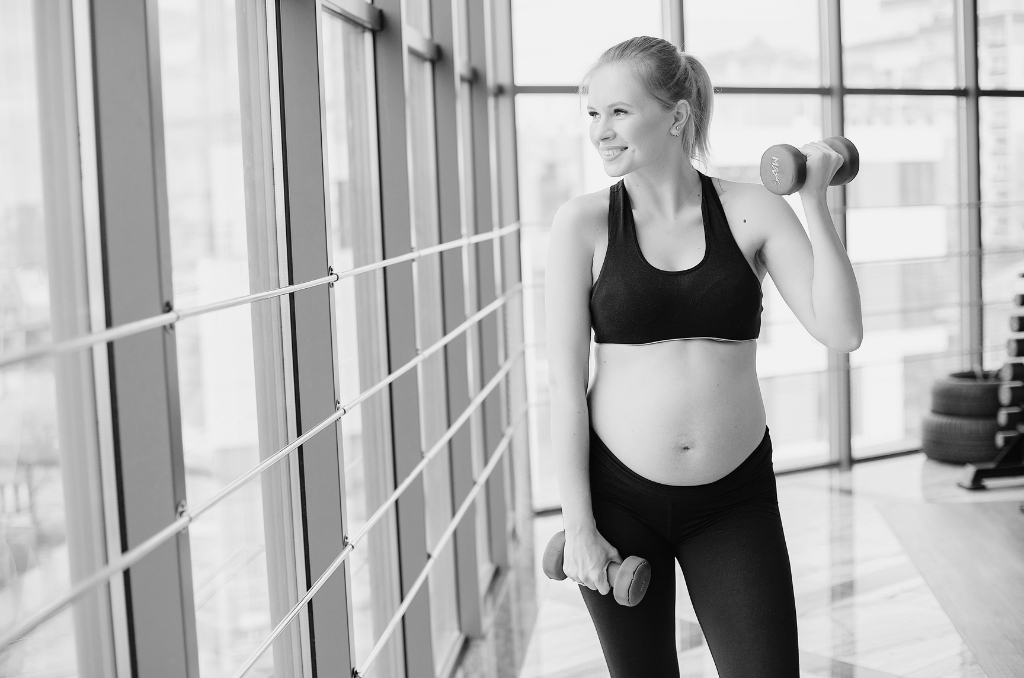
[1000,362,1024,382]
[760,136,860,196]
[541,531,651,607]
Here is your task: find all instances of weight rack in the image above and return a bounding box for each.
[959,283,1024,489]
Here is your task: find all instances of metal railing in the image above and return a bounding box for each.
[0,223,520,370]
[0,223,525,658]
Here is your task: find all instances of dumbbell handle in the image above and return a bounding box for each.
[542,531,627,582]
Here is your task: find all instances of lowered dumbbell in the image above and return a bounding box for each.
[541,531,651,607]
[760,136,860,196]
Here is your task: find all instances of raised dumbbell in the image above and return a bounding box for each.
[760,136,860,196]
[541,531,651,607]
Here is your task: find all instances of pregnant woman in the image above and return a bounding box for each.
[544,36,863,677]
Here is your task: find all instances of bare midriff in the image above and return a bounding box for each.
[587,338,767,486]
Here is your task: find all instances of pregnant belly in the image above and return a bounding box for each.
[587,340,768,485]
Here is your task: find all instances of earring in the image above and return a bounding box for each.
[670,125,682,137]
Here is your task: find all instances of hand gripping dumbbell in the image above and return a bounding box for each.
[541,531,652,607]
[759,136,860,196]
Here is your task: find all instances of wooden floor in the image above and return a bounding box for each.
[880,501,1024,678]
[516,455,1024,678]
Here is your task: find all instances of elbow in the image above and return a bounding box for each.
[829,328,863,353]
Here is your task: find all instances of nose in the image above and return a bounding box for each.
[593,115,614,143]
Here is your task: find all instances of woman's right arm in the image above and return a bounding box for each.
[545,197,620,595]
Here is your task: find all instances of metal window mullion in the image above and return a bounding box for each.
[468,0,510,576]
[491,0,532,538]
[88,0,199,675]
[960,0,984,369]
[664,0,684,49]
[823,0,852,470]
[275,0,351,674]
[373,0,437,674]
[433,0,485,637]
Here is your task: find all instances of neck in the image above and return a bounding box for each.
[623,153,702,218]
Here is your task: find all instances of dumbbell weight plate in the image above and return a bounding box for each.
[610,555,651,607]
[541,531,568,581]
[759,144,805,196]
[1000,361,1024,382]
[999,382,1024,406]
[997,406,1021,429]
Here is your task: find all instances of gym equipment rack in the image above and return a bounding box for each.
[959,271,1024,489]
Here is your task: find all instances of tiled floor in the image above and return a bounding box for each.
[515,454,1024,678]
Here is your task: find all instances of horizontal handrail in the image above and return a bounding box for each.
[0,284,522,653]
[353,403,529,678]
[0,224,520,370]
[229,365,527,678]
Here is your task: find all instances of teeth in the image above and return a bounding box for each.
[602,147,624,159]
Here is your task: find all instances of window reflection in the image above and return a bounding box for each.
[684,0,821,87]
[511,0,663,85]
[842,0,958,89]
[845,95,965,458]
[158,0,290,674]
[981,97,1024,369]
[978,0,1024,90]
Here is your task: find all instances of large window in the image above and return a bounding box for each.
[322,11,406,676]
[158,1,301,674]
[406,51,463,673]
[684,0,821,87]
[845,96,965,458]
[0,3,113,676]
[513,0,1024,480]
[0,0,525,676]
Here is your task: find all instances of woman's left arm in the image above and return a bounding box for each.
[753,141,864,352]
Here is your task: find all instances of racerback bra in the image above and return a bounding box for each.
[589,172,763,345]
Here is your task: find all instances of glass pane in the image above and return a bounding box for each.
[405,0,431,37]
[981,97,1024,369]
[159,1,297,674]
[323,16,402,676]
[707,94,829,470]
[515,93,615,223]
[978,0,1024,90]
[683,0,821,87]
[458,79,495,586]
[1,2,108,675]
[842,0,958,89]
[845,96,964,458]
[407,56,461,672]
[511,0,663,85]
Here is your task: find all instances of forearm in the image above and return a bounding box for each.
[800,194,863,349]
[550,389,596,534]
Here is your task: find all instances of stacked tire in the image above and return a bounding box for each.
[922,370,1001,464]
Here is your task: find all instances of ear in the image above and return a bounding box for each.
[673,100,691,128]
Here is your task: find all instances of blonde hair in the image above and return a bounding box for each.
[582,36,714,165]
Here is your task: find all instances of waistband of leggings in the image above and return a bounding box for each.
[589,425,773,501]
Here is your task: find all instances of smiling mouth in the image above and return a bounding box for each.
[600,147,626,160]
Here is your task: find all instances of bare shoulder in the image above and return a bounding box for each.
[711,176,798,241]
[713,177,790,214]
[550,189,610,249]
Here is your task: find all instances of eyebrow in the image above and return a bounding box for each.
[587,101,633,110]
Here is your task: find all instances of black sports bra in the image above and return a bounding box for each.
[589,172,763,344]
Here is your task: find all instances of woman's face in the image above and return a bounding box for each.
[586,63,679,177]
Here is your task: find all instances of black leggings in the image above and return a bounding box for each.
[580,425,799,678]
